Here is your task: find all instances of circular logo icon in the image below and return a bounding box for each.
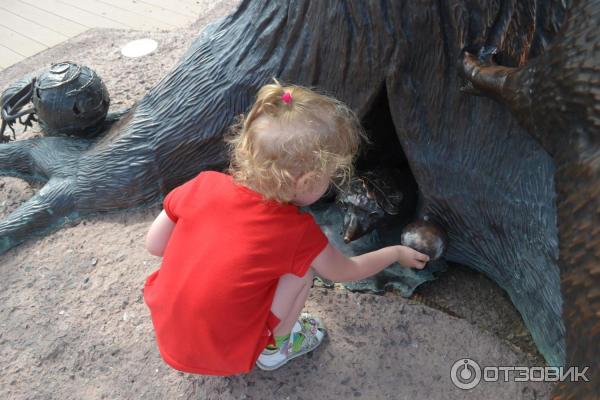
[450,358,482,390]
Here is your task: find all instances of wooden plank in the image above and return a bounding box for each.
[98,0,188,27]
[0,25,47,58]
[57,0,174,30]
[0,45,25,68]
[137,0,205,19]
[0,0,88,37]
[0,8,68,47]
[20,0,126,29]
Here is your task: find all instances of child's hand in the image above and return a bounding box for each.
[397,245,430,269]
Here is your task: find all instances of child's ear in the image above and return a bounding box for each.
[294,171,318,192]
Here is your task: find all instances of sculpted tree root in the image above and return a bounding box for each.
[0,0,598,397]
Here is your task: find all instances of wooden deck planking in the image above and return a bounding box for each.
[137,0,207,19]
[0,45,26,68]
[21,0,127,29]
[0,0,89,37]
[0,8,69,48]
[57,0,174,30]
[98,0,190,27]
[0,0,211,71]
[0,24,47,58]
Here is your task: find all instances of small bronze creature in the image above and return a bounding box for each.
[0,61,109,142]
[336,168,416,243]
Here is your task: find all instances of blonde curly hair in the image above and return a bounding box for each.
[226,79,366,203]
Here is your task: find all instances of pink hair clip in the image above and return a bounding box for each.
[281,91,292,104]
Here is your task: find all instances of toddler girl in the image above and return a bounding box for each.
[143,80,429,375]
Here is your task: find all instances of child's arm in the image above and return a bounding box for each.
[311,243,429,282]
[145,210,176,257]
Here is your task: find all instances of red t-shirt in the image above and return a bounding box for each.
[143,171,328,375]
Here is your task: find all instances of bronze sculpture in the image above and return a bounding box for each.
[1,62,110,142]
[401,219,448,261]
[0,0,597,397]
[336,168,417,244]
[459,1,599,396]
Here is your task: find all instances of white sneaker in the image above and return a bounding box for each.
[256,313,326,371]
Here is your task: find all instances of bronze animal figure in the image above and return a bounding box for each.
[336,168,416,243]
[1,62,110,141]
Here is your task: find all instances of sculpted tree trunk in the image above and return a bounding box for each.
[0,0,597,398]
[460,0,599,396]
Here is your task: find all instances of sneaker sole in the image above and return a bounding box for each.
[255,331,326,371]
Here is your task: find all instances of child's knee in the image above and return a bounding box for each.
[302,267,314,281]
[298,268,314,288]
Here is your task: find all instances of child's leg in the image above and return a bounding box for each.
[257,268,325,370]
[270,268,314,337]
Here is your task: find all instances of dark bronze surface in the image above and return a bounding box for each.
[336,167,416,243]
[1,62,109,141]
[401,219,448,261]
[459,1,599,396]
